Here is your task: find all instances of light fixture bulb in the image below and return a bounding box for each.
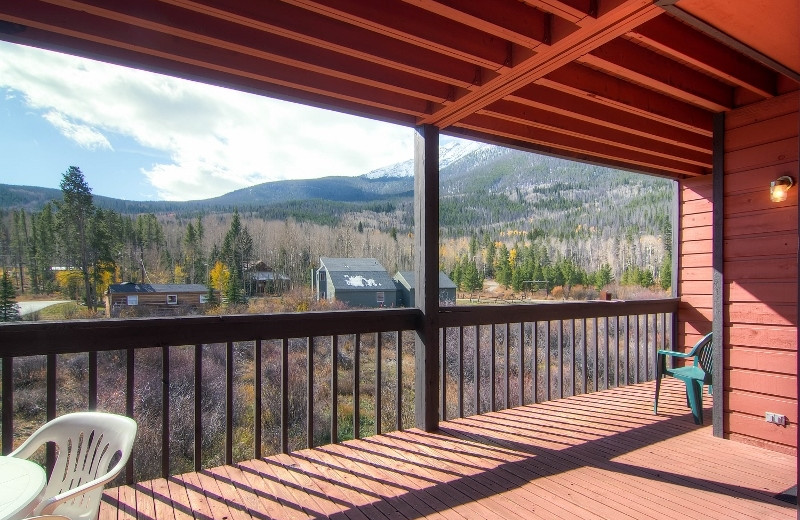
[770,176,793,202]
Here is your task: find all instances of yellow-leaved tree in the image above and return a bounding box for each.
[209,261,229,292]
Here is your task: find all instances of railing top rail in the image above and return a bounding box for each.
[439,298,679,327]
[0,308,422,357]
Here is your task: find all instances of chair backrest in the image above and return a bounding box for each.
[693,333,713,381]
[11,412,137,520]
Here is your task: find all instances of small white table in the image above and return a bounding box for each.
[0,456,46,520]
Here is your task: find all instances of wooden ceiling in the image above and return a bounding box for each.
[0,0,797,180]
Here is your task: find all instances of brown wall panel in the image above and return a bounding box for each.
[726,412,797,448]
[727,391,796,419]
[726,369,796,398]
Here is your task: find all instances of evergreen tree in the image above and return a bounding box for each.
[594,263,613,290]
[0,271,21,322]
[659,256,672,291]
[56,166,95,309]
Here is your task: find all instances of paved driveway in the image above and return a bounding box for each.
[16,300,71,316]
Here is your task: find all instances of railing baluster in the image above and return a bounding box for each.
[531,322,537,404]
[557,320,563,399]
[89,351,97,410]
[570,319,576,397]
[226,341,233,464]
[331,335,338,443]
[126,348,134,483]
[634,315,640,384]
[593,318,598,392]
[194,344,203,470]
[624,316,630,386]
[353,333,360,439]
[545,321,551,402]
[504,322,510,409]
[376,332,382,435]
[396,330,402,431]
[46,353,56,474]
[474,326,480,415]
[613,317,619,388]
[162,345,170,477]
[661,312,667,351]
[307,337,314,449]
[645,314,650,381]
[458,326,464,418]
[603,317,609,390]
[490,324,496,412]
[440,328,446,421]
[281,337,288,453]
[2,357,13,454]
[582,319,588,395]
[254,339,261,460]
[518,323,524,406]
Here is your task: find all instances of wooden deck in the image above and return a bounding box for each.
[100,380,796,520]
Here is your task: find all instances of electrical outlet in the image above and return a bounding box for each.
[765,412,786,426]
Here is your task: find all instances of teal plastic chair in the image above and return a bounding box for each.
[653,332,713,425]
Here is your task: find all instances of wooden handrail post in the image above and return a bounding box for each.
[414,124,440,432]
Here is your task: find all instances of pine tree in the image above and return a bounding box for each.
[57,166,94,309]
[0,271,21,322]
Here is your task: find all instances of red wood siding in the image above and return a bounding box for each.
[678,176,713,352]
[723,91,799,455]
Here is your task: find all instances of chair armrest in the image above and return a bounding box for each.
[34,456,127,516]
[656,349,691,358]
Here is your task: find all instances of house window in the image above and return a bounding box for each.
[127,295,138,306]
[200,294,209,304]
[167,294,178,305]
[376,291,385,303]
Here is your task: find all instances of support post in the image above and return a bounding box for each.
[414,124,440,431]
[712,112,725,437]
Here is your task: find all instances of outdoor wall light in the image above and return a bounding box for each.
[770,176,793,202]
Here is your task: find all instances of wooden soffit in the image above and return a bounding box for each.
[0,0,797,180]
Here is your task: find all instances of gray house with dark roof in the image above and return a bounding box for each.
[393,271,457,307]
[316,257,397,308]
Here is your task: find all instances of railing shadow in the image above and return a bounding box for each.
[101,381,794,519]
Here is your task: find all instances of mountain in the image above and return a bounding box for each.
[363,139,487,179]
[0,141,672,239]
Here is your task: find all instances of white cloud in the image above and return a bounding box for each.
[43,110,113,151]
[0,42,414,200]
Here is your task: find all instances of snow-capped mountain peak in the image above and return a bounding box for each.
[363,139,490,179]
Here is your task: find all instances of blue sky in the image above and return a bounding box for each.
[0,40,417,201]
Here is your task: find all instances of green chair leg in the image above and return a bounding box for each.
[685,379,704,425]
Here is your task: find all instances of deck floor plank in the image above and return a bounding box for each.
[103,380,796,520]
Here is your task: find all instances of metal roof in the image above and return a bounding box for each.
[108,283,209,294]
[319,258,396,291]
[395,271,457,290]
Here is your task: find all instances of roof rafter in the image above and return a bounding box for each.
[420,0,663,128]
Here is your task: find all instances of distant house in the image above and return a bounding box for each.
[393,271,457,307]
[316,257,397,308]
[246,261,291,295]
[105,282,213,317]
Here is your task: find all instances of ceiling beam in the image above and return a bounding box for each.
[37,0,453,104]
[483,99,712,167]
[281,0,511,70]
[420,0,663,128]
[541,63,713,135]
[508,83,712,153]
[1,6,434,118]
[578,38,733,112]
[399,0,549,50]
[658,3,800,83]
[629,15,776,99]
[457,112,707,177]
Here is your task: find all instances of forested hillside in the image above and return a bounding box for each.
[0,142,673,312]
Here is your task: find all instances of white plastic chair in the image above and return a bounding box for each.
[10,412,137,520]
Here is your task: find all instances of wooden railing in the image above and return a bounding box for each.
[0,299,677,483]
[438,299,678,419]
